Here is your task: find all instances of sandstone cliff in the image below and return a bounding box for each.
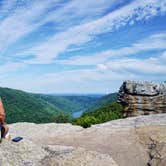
[0,114,165,166]
[118,80,166,117]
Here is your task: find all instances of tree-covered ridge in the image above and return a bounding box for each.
[0,86,122,126]
[33,94,79,114]
[0,87,100,124]
[85,93,118,113]
[35,94,99,114]
[72,93,123,128]
[72,102,123,128]
[0,87,62,123]
[62,95,100,111]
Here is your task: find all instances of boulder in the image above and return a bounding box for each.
[118,80,166,117]
[6,114,166,166]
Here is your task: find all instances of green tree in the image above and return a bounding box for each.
[51,112,72,123]
[73,102,123,128]
[72,116,99,128]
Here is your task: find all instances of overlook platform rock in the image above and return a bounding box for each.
[118,80,166,117]
[0,114,165,166]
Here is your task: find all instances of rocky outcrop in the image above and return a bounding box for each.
[0,140,117,166]
[0,114,163,166]
[118,80,166,117]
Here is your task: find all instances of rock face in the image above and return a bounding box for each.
[0,114,164,166]
[118,80,166,117]
[0,140,117,166]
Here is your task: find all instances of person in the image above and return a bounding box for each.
[0,97,10,139]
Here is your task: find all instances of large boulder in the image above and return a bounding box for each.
[6,114,166,166]
[118,80,166,117]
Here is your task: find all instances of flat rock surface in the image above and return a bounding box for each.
[40,145,118,166]
[0,140,117,166]
[0,139,47,166]
[5,114,166,166]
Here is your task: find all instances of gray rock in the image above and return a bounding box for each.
[40,145,118,166]
[121,80,161,96]
[0,139,47,166]
[118,80,166,117]
[0,140,118,166]
[6,114,166,166]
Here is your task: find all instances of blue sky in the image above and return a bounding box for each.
[0,0,166,94]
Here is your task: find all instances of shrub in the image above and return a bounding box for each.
[51,112,72,123]
[72,116,99,128]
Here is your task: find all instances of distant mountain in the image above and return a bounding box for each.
[48,94,104,97]
[85,93,118,113]
[0,87,100,123]
[62,95,100,111]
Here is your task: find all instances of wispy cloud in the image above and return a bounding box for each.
[0,0,120,58]
[1,0,166,64]
[43,0,120,27]
[2,56,164,93]
[57,32,166,65]
[0,0,166,93]
[0,0,57,53]
[21,0,166,64]
[0,62,25,74]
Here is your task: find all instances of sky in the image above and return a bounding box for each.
[0,0,166,94]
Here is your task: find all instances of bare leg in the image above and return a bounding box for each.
[1,124,9,139]
[3,124,9,137]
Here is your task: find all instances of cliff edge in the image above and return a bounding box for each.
[0,114,165,166]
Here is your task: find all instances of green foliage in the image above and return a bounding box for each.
[73,102,123,128]
[86,93,118,113]
[72,116,99,128]
[63,96,99,111]
[0,86,121,126]
[34,94,78,114]
[35,95,99,114]
[51,112,72,123]
[0,87,99,124]
[0,87,62,124]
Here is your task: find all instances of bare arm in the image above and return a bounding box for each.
[0,97,5,124]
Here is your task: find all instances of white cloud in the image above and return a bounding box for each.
[97,64,108,71]
[0,52,165,93]
[0,68,133,93]
[0,0,61,53]
[0,0,166,93]
[1,59,164,93]
[105,57,166,74]
[57,32,166,66]
[43,0,120,26]
[0,0,121,58]
[1,0,165,64]
[0,62,25,74]
[161,51,166,60]
[1,32,165,92]
[21,0,166,64]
